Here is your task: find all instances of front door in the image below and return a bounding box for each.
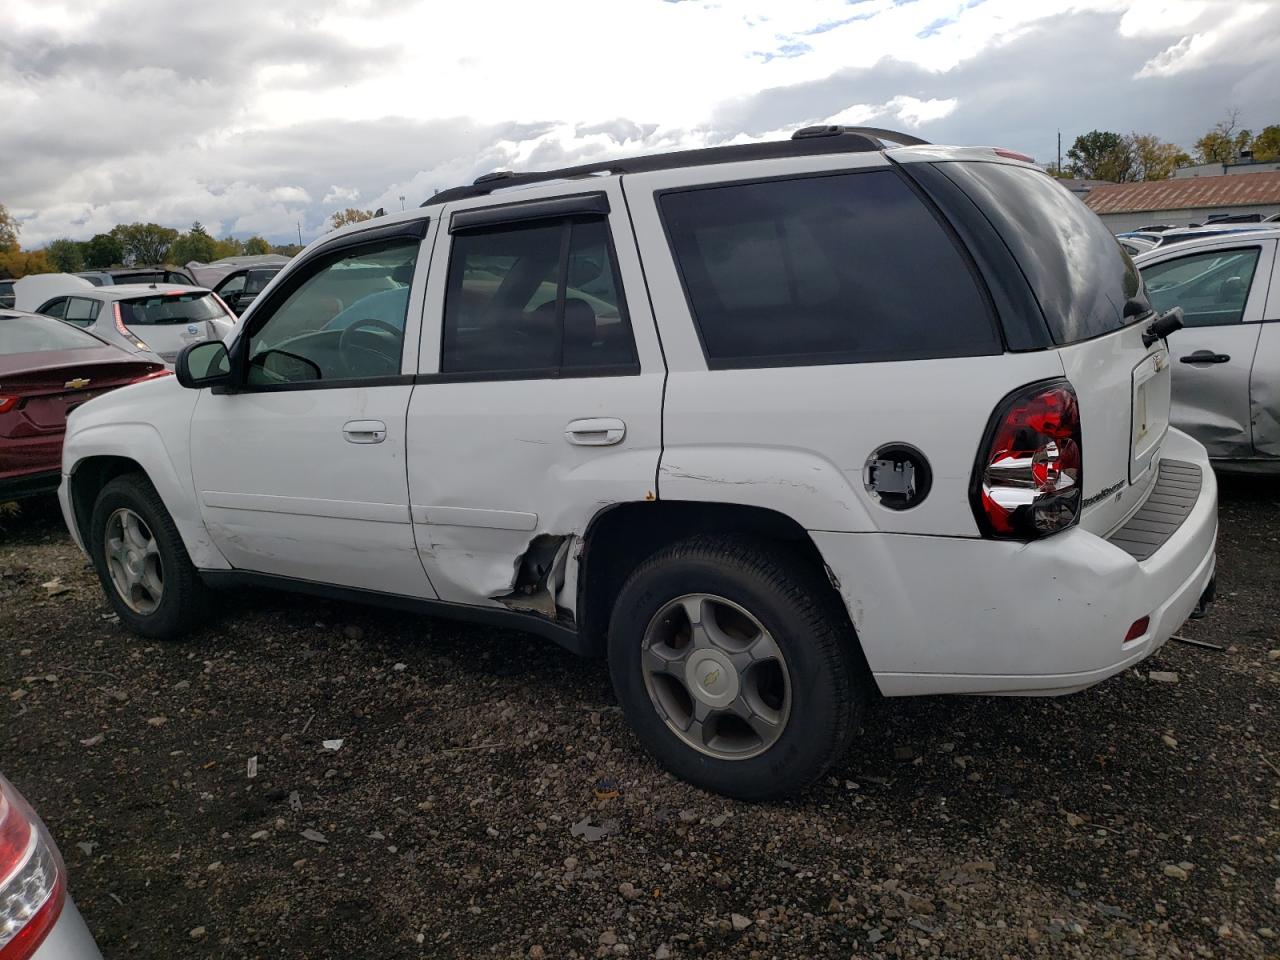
[189,219,437,597]
[1141,239,1276,459]
[405,183,665,611]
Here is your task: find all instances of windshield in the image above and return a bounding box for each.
[0,314,103,354]
[937,161,1143,344]
[118,291,229,326]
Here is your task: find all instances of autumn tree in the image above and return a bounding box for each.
[1251,124,1280,162]
[110,222,179,265]
[330,208,375,230]
[1066,130,1135,182]
[46,238,85,272]
[0,249,52,279]
[1127,134,1191,181]
[82,233,123,268]
[0,203,19,252]
[244,236,271,255]
[1194,109,1253,164]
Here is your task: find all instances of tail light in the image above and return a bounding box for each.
[972,379,1082,539]
[0,775,66,960]
[0,397,16,415]
[112,303,150,352]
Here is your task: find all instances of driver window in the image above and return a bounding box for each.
[1142,248,1260,328]
[247,238,419,386]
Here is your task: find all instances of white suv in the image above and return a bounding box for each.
[57,127,1218,799]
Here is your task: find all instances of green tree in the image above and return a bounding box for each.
[82,233,123,268]
[244,236,271,255]
[46,238,85,272]
[1127,133,1191,181]
[1066,130,1134,182]
[211,237,245,260]
[0,203,19,252]
[111,222,179,265]
[170,221,218,265]
[1251,124,1280,162]
[330,208,374,230]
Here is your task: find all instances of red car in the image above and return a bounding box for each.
[1,309,167,500]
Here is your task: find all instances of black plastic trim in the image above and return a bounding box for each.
[215,374,415,395]
[900,162,1053,351]
[450,193,610,233]
[415,363,641,385]
[423,134,884,206]
[198,569,591,656]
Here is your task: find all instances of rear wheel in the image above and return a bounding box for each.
[89,473,209,639]
[608,535,867,800]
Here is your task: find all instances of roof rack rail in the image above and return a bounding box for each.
[791,125,930,146]
[422,128,897,207]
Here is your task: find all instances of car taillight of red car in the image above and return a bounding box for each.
[972,379,1083,539]
[0,775,66,960]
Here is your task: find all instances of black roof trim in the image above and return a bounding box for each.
[421,127,927,207]
[450,192,609,233]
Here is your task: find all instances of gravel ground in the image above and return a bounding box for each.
[1,482,1277,960]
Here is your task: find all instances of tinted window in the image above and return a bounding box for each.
[64,297,100,326]
[660,170,999,367]
[0,314,103,355]
[442,216,638,374]
[937,162,1141,345]
[119,292,229,325]
[1141,248,1260,328]
[38,298,68,319]
[247,238,418,385]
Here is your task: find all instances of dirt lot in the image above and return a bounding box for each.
[1,483,1277,960]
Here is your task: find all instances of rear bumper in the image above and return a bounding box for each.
[31,899,103,960]
[814,427,1218,696]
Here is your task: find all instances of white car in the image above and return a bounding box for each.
[1135,226,1280,473]
[57,128,1218,799]
[16,276,236,365]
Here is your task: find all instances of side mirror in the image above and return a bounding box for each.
[176,341,233,389]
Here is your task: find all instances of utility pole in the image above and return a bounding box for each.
[296,221,302,246]
[399,195,406,211]
[1057,130,1062,175]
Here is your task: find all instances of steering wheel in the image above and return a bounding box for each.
[338,318,403,377]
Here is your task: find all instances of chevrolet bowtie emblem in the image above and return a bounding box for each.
[703,669,720,688]
[64,378,91,390]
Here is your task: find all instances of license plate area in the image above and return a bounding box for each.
[1131,348,1170,482]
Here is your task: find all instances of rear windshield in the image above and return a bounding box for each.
[936,161,1142,345]
[660,169,1000,367]
[0,314,102,354]
[119,291,227,325]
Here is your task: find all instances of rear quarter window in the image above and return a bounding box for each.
[935,161,1142,345]
[659,169,1000,368]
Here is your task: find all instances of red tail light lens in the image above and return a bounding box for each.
[112,303,150,352]
[973,380,1083,539]
[0,397,16,415]
[0,775,65,960]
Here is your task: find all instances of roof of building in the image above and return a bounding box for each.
[1084,171,1280,214]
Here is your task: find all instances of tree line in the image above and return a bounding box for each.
[0,215,305,280]
[1050,111,1280,182]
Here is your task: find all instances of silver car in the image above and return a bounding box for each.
[33,284,236,365]
[1136,226,1280,473]
[0,773,103,959]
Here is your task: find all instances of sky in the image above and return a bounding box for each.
[2,0,1278,248]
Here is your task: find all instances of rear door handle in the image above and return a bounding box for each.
[565,417,626,446]
[1179,351,1231,365]
[343,419,387,443]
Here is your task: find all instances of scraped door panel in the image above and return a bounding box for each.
[406,181,665,611]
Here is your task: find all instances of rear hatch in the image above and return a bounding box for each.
[920,159,1171,537]
[117,290,234,362]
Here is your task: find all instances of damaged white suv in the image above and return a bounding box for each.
[59,127,1218,799]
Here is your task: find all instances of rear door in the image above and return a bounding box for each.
[1250,247,1280,458]
[1138,239,1275,460]
[405,181,665,608]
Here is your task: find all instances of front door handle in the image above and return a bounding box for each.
[343,419,387,444]
[1179,351,1231,365]
[565,417,626,446]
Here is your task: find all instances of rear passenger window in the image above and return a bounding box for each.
[64,297,100,327]
[660,171,999,367]
[38,298,68,319]
[442,216,639,376]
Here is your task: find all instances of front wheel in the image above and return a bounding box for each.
[607,535,868,800]
[89,473,209,640]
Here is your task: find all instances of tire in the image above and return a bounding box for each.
[89,472,209,640]
[607,535,868,800]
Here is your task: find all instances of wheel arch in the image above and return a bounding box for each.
[574,500,870,673]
